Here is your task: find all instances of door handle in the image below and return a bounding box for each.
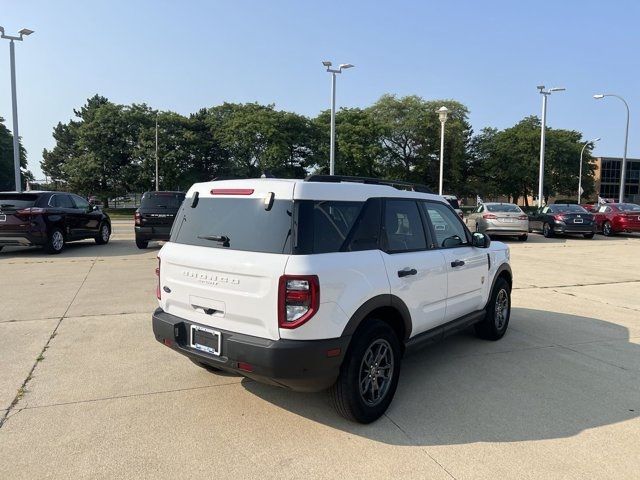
[451,260,465,268]
[397,268,417,278]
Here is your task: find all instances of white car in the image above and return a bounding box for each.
[152,175,512,423]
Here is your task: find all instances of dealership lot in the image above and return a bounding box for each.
[1,221,639,479]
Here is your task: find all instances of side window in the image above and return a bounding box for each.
[421,201,469,248]
[56,194,75,209]
[71,195,90,210]
[383,200,427,252]
[604,206,612,213]
[48,195,60,207]
[345,199,382,252]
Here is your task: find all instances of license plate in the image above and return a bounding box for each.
[190,325,221,356]
[573,218,583,223]
[502,217,514,223]
[0,214,5,222]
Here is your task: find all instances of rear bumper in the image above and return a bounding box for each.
[615,221,640,233]
[0,230,47,246]
[552,222,595,234]
[484,228,528,236]
[135,226,171,241]
[152,308,349,392]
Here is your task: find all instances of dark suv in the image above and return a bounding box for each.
[134,191,185,249]
[0,191,111,254]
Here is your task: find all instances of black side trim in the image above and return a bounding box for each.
[341,294,412,341]
[405,309,485,354]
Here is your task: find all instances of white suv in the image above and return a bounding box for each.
[152,175,512,423]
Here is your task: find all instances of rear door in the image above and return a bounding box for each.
[70,194,100,236]
[421,200,488,321]
[50,194,79,238]
[379,199,447,337]
[158,185,295,340]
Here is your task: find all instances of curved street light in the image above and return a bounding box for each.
[536,86,566,207]
[322,61,354,175]
[436,106,449,196]
[578,137,601,204]
[593,94,629,202]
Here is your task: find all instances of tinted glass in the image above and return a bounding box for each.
[486,204,522,213]
[0,193,39,211]
[422,201,469,248]
[54,194,75,209]
[70,195,89,209]
[618,203,640,212]
[295,201,364,254]
[445,198,460,210]
[141,192,185,209]
[383,200,427,252]
[345,199,382,252]
[171,198,293,254]
[550,204,587,214]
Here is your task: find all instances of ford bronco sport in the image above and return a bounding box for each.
[152,175,512,423]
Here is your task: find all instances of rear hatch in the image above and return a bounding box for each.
[137,192,185,227]
[158,182,296,340]
[0,193,41,232]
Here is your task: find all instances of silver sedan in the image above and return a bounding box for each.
[465,202,529,241]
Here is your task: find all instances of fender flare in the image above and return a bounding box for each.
[341,294,412,342]
[489,262,512,297]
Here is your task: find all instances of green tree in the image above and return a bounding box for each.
[0,116,29,191]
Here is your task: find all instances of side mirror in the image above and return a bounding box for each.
[92,205,100,212]
[472,232,491,248]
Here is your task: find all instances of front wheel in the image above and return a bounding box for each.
[475,277,511,341]
[95,223,111,245]
[45,228,65,254]
[135,238,149,249]
[518,234,528,241]
[330,319,401,424]
[602,221,613,236]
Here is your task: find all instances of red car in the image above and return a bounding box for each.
[593,203,640,236]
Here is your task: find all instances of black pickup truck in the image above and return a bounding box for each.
[134,191,185,249]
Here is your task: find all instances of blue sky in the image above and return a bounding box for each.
[1,0,639,179]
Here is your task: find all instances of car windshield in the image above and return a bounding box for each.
[550,204,587,214]
[0,193,39,211]
[617,203,640,212]
[140,192,185,209]
[445,198,460,210]
[486,204,521,213]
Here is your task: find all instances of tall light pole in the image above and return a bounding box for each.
[578,137,601,204]
[593,94,629,202]
[436,106,449,196]
[322,61,354,176]
[0,26,34,193]
[155,112,159,191]
[536,85,565,207]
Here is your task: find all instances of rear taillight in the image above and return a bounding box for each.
[482,213,497,219]
[518,215,528,220]
[134,212,141,226]
[278,275,319,329]
[553,214,565,221]
[16,207,45,220]
[155,257,161,300]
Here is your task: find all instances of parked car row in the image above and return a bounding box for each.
[465,201,640,240]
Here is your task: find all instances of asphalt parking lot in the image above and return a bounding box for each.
[1,221,639,479]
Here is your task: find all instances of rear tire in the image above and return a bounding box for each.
[518,234,528,241]
[542,222,554,238]
[583,233,595,239]
[602,221,613,236]
[135,238,149,249]
[475,277,511,341]
[45,228,65,254]
[330,319,401,424]
[95,223,111,245]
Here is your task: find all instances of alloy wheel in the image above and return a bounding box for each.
[52,231,64,251]
[494,288,509,330]
[359,339,394,407]
[101,225,110,242]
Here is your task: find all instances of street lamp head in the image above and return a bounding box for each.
[339,63,354,70]
[593,137,602,142]
[0,26,4,35]
[536,85,545,91]
[437,106,449,123]
[593,94,605,99]
[18,28,34,36]
[322,61,332,67]
[549,87,566,92]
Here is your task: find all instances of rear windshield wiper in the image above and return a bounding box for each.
[197,234,230,244]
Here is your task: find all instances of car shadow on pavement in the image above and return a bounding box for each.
[242,307,639,445]
[0,239,161,259]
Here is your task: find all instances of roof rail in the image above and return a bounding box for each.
[304,175,433,194]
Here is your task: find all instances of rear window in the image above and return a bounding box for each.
[550,204,587,214]
[171,198,294,254]
[486,204,522,213]
[141,192,185,209]
[445,198,460,210]
[0,193,40,211]
[618,203,640,212]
